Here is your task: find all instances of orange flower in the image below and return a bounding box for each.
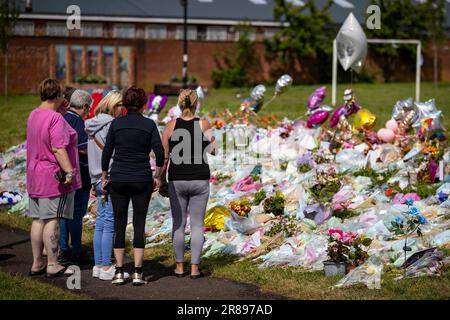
[385,188,396,197]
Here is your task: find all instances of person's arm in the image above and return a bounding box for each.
[78,119,88,155]
[161,121,174,173]
[101,122,115,189]
[150,124,165,189]
[52,148,74,185]
[201,119,217,156]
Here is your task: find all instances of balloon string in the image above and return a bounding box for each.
[350,70,353,90]
[264,94,277,108]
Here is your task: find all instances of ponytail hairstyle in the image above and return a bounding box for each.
[178,89,198,118]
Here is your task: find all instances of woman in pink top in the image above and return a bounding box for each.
[27,79,81,278]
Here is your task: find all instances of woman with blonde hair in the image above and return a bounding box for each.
[161,89,217,279]
[85,90,124,280]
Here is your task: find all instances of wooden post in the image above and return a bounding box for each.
[129,46,135,86]
[66,46,72,85]
[82,46,88,76]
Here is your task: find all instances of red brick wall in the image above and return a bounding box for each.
[0,36,449,95]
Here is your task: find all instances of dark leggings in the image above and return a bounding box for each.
[110,181,153,249]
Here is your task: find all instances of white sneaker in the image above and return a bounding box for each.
[92,266,102,278]
[100,265,129,281]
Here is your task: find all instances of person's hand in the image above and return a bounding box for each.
[63,172,73,186]
[90,185,96,197]
[153,177,161,192]
[101,176,109,194]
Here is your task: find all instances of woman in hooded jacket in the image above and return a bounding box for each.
[85,91,124,280]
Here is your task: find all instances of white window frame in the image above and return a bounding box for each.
[81,23,103,38]
[206,26,227,41]
[46,21,68,37]
[235,30,257,42]
[263,28,279,40]
[145,24,167,40]
[176,25,197,40]
[14,21,34,36]
[113,23,136,39]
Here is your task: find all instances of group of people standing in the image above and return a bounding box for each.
[26,78,216,286]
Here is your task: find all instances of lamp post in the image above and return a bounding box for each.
[181,0,188,89]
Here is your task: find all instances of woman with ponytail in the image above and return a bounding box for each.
[161,89,216,279]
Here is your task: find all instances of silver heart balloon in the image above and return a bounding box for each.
[275,74,293,95]
[251,84,266,103]
[336,12,368,73]
[196,86,204,106]
[307,105,333,116]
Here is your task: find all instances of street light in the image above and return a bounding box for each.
[180,0,188,89]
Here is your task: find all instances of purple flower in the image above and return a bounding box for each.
[437,191,448,203]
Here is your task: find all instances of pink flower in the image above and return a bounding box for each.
[342,231,358,244]
[393,193,421,205]
[327,229,344,241]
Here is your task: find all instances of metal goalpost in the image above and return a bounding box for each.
[332,39,422,106]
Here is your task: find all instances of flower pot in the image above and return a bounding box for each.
[323,261,346,277]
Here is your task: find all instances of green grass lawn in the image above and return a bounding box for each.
[1,82,449,152]
[0,271,90,300]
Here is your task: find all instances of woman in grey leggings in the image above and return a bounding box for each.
[162,89,216,279]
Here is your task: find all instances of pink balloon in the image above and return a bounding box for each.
[307,110,330,128]
[307,86,327,111]
[377,128,395,143]
[385,119,399,134]
[329,106,344,128]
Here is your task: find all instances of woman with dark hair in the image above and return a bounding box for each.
[161,89,217,279]
[102,86,164,286]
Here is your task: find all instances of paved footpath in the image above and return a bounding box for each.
[0,224,285,300]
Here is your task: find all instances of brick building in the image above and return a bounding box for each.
[1,0,450,95]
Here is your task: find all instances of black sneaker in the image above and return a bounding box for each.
[58,250,72,264]
[70,251,90,265]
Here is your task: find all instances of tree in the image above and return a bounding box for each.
[265,0,334,84]
[211,23,261,88]
[0,0,20,105]
[367,0,446,82]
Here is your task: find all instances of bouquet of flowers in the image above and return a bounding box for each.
[263,191,285,216]
[327,229,372,267]
[297,152,315,174]
[266,215,301,238]
[210,170,232,185]
[229,197,252,217]
[308,166,343,206]
[253,189,267,206]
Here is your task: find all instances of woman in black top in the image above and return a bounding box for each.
[162,89,216,279]
[102,87,164,286]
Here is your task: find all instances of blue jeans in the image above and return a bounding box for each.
[93,182,114,266]
[60,189,90,255]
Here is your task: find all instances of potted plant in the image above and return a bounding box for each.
[324,229,372,277]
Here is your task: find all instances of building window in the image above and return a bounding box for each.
[47,21,69,37]
[264,28,279,40]
[87,46,99,75]
[206,26,227,41]
[55,45,67,81]
[118,47,130,88]
[113,23,136,39]
[176,25,197,40]
[235,30,256,42]
[71,45,83,83]
[81,23,103,38]
[145,24,167,40]
[53,45,132,86]
[103,46,115,85]
[14,21,34,36]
